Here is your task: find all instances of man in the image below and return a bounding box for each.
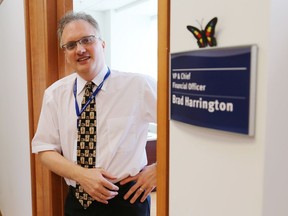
[32,11,157,216]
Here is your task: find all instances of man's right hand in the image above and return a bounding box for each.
[38,151,119,204]
[76,167,119,204]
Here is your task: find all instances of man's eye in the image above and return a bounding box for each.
[81,38,91,44]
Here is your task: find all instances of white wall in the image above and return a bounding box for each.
[169,0,288,215]
[263,0,288,214]
[0,0,32,215]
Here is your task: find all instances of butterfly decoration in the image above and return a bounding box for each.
[187,17,218,48]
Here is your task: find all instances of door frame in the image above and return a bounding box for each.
[25,0,73,215]
[157,0,170,215]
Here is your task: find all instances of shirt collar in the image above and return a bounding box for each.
[76,65,109,96]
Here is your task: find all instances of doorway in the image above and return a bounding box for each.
[26,0,169,215]
[73,0,158,215]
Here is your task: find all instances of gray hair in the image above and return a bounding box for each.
[57,11,101,44]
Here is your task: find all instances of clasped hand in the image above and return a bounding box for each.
[77,163,157,204]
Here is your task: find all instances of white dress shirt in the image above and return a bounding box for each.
[32,66,157,186]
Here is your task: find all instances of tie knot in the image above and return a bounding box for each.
[85,81,95,93]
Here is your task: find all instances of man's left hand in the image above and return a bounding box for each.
[120,163,157,203]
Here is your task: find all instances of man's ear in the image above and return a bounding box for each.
[102,40,106,49]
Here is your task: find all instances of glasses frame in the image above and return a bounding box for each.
[61,35,100,51]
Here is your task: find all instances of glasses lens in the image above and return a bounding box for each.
[80,36,96,45]
[63,42,77,51]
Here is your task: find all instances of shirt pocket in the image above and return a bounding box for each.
[107,116,136,153]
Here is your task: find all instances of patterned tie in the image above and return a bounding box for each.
[75,81,96,209]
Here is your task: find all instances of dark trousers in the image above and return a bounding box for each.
[65,182,151,216]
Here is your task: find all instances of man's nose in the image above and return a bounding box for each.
[76,42,86,53]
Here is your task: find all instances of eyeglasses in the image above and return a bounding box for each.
[61,35,100,51]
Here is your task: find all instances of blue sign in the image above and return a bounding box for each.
[170,45,257,135]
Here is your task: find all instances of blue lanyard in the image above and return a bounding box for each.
[73,68,111,117]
